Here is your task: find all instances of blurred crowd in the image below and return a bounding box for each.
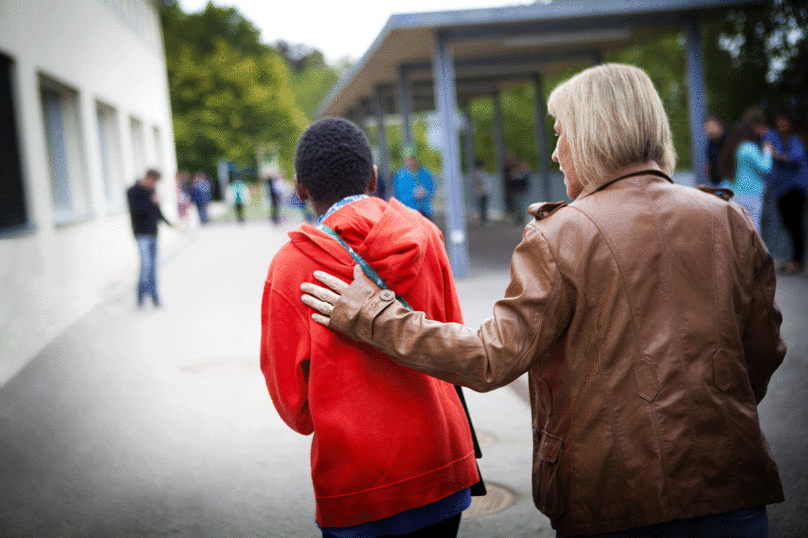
[704,108,808,274]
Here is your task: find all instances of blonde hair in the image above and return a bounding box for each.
[547,63,676,190]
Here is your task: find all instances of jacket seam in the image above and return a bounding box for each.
[565,202,635,498]
[752,239,782,361]
[315,448,477,500]
[549,269,588,507]
[506,226,565,386]
[707,208,744,499]
[641,185,703,506]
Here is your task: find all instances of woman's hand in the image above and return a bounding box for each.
[301,265,361,325]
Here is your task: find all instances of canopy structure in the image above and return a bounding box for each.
[318,0,765,277]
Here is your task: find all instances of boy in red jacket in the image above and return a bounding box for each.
[260,118,480,537]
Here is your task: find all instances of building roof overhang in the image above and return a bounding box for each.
[317,0,765,118]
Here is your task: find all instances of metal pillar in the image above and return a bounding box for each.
[462,108,475,181]
[685,13,707,184]
[434,32,470,278]
[492,91,506,209]
[462,107,476,218]
[533,73,550,202]
[374,87,390,195]
[355,98,369,134]
[397,65,415,151]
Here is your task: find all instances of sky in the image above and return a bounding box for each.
[179,0,537,64]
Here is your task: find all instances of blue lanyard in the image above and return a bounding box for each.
[316,194,368,226]
[316,196,412,311]
[317,224,412,311]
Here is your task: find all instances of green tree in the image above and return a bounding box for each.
[608,34,690,169]
[288,50,340,120]
[461,1,806,176]
[160,2,307,186]
[703,0,808,127]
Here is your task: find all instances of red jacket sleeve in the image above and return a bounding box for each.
[260,262,313,435]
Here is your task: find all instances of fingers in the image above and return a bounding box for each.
[301,282,340,305]
[303,266,364,325]
[313,270,349,294]
[311,313,330,326]
[301,293,333,316]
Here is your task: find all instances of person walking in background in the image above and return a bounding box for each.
[127,169,171,308]
[393,147,435,219]
[473,159,492,225]
[719,109,774,231]
[261,117,482,538]
[302,64,786,537]
[289,189,315,223]
[175,170,192,222]
[504,153,531,224]
[266,173,280,225]
[228,176,249,223]
[765,110,808,275]
[703,114,727,186]
[190,171,212,224]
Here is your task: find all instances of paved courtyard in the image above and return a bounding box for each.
[1,215,806,537]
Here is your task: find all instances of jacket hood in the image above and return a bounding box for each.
[287,197,429,295]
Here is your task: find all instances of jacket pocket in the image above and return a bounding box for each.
[532,429,565,521]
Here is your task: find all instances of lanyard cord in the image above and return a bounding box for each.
[316,194,368,226]
[317,223,412,311]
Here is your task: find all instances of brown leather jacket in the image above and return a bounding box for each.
[328,163,786,535]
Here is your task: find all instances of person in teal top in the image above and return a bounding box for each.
[719,109,773,231]
[228,176,250,223]
[393,148,436,219]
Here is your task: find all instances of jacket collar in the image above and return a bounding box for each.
[578,161,672,199]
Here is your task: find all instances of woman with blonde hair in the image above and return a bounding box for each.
[300,63,785,537]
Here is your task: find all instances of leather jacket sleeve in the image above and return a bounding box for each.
[743,230,787,403]
[329,225,573,392]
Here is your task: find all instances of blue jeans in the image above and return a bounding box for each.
[195,201,209,224]
[557,506,767,538]
[136,234,159,306]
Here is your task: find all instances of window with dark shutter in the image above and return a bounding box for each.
[0,52,27,233]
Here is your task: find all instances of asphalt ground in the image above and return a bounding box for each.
[1,210,806,538]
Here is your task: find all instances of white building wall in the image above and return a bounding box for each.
[0,0,179,384]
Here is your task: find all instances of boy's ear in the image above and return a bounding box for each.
[294,174,308,202]
[367,165,378,195]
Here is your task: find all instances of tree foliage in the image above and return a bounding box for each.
[457,1,806,177]
[285,49,342,121]
[160,2,312,185]
[157,0,805,189]
[704,0,808,128]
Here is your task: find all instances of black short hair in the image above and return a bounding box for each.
[294,117,374,203]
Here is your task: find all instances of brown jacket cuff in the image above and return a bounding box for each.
[330,271,396,343]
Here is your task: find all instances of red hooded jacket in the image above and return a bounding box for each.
[260,197,479,528]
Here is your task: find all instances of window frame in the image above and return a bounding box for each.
[0,51,32,237]
[39,74,93,227]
